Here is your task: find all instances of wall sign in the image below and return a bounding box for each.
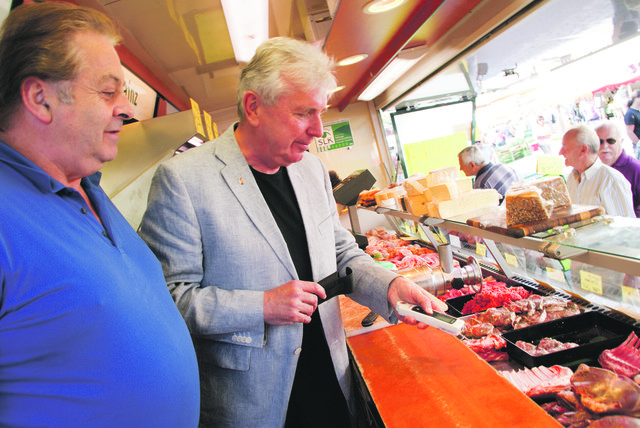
[122,66,157,121]
[315,120,354,152]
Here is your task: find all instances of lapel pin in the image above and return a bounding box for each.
[239,177,245,185]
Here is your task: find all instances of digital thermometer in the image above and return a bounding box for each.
[396,301,464,336]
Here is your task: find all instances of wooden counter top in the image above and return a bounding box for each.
[341,297,561,427]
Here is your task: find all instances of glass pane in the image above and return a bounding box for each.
[544,216,640,261]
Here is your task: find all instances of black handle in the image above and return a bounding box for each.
[317,267,354,304]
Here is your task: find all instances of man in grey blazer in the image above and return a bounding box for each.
[139,37,446,428]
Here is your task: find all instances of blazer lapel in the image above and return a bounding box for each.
[287,160,324,281]
[214,132,297,279]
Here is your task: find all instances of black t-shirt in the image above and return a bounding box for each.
[251,167,350,427]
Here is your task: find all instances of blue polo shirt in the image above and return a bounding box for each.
[0,141,199,427]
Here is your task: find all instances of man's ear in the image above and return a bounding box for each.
[242,91,260,127]
[21,77,53,124]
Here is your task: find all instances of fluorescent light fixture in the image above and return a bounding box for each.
[221,0,269,63]
[363,0,408,14]
[337,54,369,67]
[358,45,428,101]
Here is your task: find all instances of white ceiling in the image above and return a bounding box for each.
[76,0,331,122]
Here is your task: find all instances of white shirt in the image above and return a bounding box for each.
[566,157,635,217]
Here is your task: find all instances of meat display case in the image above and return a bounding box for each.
[342,206,640,427]
[361,206,640,322]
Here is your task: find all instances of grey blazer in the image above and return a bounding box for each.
[139,125,399,427]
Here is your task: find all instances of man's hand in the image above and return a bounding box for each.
[264,280,327,325]
[387,276,448,329]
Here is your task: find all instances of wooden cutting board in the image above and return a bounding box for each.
[348,323,562,427]
[466,204,605,238]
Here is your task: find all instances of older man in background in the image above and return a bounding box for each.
[560,125,634,217]
[596,121,640,217]
[458,145,519,203]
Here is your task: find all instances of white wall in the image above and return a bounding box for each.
[310,101,392,190]
[310,101,393,233]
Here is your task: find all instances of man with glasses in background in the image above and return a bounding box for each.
[596,121,640,217]
[560,125,634,217]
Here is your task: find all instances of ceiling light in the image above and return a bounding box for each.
[337,54,369,67]
[363,0,408,14]
[358,44,428,101]
[220,0,268,64]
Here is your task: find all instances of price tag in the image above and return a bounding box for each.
[476,243,487,257]
[622,285,640,305]
[546,267,565,283]
[190,98,205,138]
[504,253,518,267]
[449,234,461,248]
[203,110,213,141]
[536,157,565,175]
[580,270,603,295]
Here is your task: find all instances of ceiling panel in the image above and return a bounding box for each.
[73,0,519,120]
[324,0,446,111]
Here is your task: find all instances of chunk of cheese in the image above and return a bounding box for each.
[426,166,460,187]
[374,189,397,208]
[405,194,429,216]
[429,181,460,202]
[403,179,427,197]
[455,177,473,193]
[430,189,500,219]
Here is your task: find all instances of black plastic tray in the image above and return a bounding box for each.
[501,311,635,369]
[445,293,475,317]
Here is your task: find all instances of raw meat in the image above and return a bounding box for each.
[571,364,640,416]
[475,306,515,329]
[554,410,593,427]
[462,334,507,362]
[516,340,538,355]
[461,282,531,314]
[438,276,500,301]
[509,296,580,329]
[500,364,574,397]
[365,228,457,270]
[461,294,580,342]
[588,415,640,427]
[462,319,496,339]
[515,337,579,356]
[599,332,640,379]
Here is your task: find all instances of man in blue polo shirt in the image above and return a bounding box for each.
[0,3,199,426]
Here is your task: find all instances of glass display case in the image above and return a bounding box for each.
[363,206,640,320]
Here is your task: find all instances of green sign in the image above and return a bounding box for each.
[315,120,354,152]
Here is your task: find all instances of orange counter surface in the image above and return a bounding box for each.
[341,297,561,427]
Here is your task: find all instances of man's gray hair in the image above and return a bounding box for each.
[236,37,336,121]
[458,145,486,166]
[594,121,624,141]
[568,125,600,154]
